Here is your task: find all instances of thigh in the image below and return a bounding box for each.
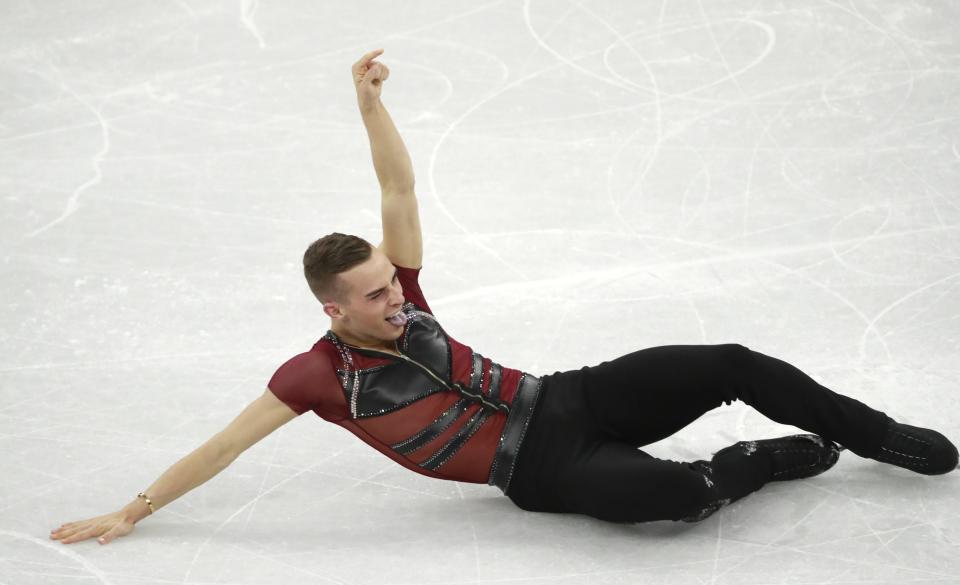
[581,344,746,446]
[506,372,600,514]
[551,439,715,524]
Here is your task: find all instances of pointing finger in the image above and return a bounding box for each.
[353,48,384,70]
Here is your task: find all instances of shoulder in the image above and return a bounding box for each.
[267,350,343,417]
[271,350,336,383]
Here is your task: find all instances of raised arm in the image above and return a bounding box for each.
[352,48,423,269]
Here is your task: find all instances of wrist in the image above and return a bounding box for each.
[121,498,152,524]
[358,97,382,116]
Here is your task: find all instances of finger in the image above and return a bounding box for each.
[51,523,75,537]
[353,48,384,71]
[61,529,93,544]
[52,524,82,539]
[362,48,384,66]
[57,526,88,542]
[98,525,124,544]
[57,522,95,540]
[354,62,379,85]
[70,525,105,544]
[362,63,380,85]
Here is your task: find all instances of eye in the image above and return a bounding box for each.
[371,273,398,300]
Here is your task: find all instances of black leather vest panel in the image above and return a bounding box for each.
[324,302,543,494]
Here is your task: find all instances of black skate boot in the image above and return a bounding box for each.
[679,434,842,522]
[872,417,958,475]
[719,434,843,482]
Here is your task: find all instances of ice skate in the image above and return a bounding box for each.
[718,434,843,482]
[872,418,958,475]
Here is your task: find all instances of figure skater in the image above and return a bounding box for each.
[51,49,957,545]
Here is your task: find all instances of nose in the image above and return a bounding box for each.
[391,282,404,307]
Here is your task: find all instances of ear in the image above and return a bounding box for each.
[323,302,342,319]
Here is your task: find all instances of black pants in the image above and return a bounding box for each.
[506,343,891,523]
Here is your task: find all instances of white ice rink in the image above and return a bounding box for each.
[3,0,959,583]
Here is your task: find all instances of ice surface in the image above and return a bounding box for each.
[3,1,959,583]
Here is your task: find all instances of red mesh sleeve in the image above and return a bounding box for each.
[267,351,338,416]
[394,263,432,315]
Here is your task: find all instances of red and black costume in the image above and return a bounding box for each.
[267,263,543,495]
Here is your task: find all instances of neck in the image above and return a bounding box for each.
[329,326,396,352]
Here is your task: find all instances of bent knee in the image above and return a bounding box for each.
[708,343,754,405]
[716,342,752,363]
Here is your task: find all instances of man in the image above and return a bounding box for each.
[51,49,958,545]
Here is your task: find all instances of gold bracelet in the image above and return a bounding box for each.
[137,492,155,514]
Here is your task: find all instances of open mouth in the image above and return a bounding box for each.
[385,309,407,326]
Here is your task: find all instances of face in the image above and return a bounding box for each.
[324,248,405,346]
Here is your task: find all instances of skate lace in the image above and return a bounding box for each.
[879,429,929,469]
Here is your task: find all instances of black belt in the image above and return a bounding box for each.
[487,372,543,494]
